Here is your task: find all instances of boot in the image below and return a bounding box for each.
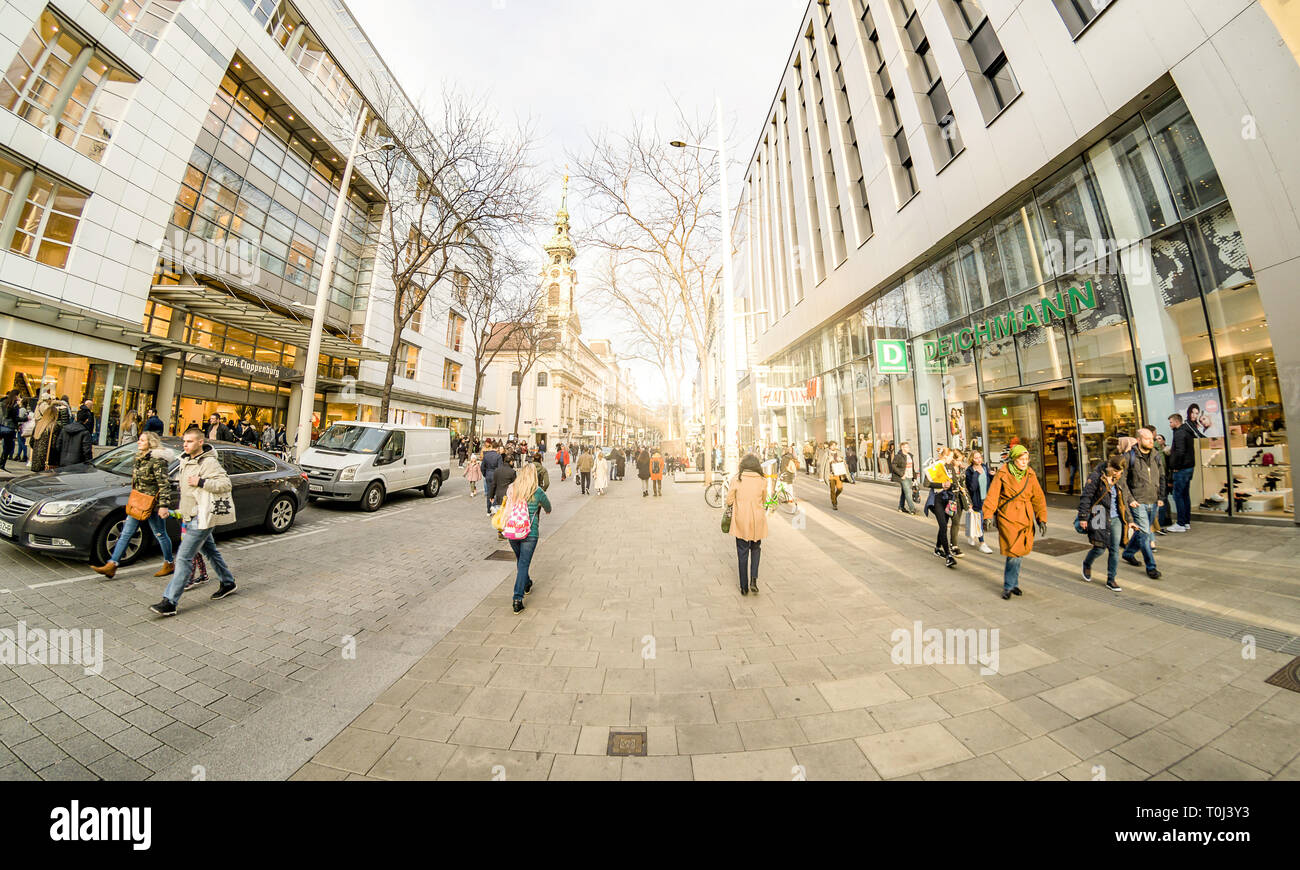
[92,561,117,579]
[154,561,174,577]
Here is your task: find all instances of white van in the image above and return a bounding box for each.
[299,422,451,511]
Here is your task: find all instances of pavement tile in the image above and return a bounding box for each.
[1112,731,1196,775]
[941,709,1029,755]
[1207,712,1300,774]
[549,754,622,781]
[368,738,457,780]
[1169,747,1270,781]
[692,748,799,781]
[996,736,1081,780]
[1039,676,1135,719]
[621,755,694,780]
[306,728,397,775]
[814,674,908,711]
[437,747,554,781]
[856,723,973,779]
[793,739,880,780]
[921,754,1023,781]
[871,697,951,732]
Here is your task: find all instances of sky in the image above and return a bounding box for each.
[347,0,808,405]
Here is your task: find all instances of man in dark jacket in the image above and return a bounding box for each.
[144,409,165,434]
[51,418,93,467]
[530,452,550,491]
[1076,457,1132,592]
[891,442,917,514]
[1120,428,1165,579]
[205,414,232,443]
[1167,413,1195,532]
[480,440,502,515]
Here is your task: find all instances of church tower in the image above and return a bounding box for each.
[540,174,581,336]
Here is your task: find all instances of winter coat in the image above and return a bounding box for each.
[1077,466,1132,550]
[51,421,93,467]
[532,459,550,491]
[29,424,59,472]
[130,448,176,508]
[965,464,993,512]
[650,453,664,481]
[464,459,482,483]
[555,449,570,466]
[206,422,232,443]
[613,452,626,475]
[577,452,595,473]
[725,470,769,542]
[144,415,165,434]
[491,463,516,503]
[593,457,609,490]
[176,444,235,529]
[981,464,1048,558]
[481,450,502,478]
[636,451,651,480]
[1169,423,1196,471]
[1123,446,1165,505]
[890,450,913,483]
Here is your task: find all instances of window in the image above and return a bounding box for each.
[822,3,871,243]
[1,9,139,163]
[410,297,423,333]
[7,169,89,268]
[1053,0,1116,39]
[806,26,846,265]
[453,271,470,305]
[952,1,1021,117]
[442,360,462,392]
[399,342,419,379]
[510,370,521,387]
[537,371,548,387]
[857,1,916,202]
[99,0,185,52]
[219,450,276,474]
[896,0,962,162]
[445,312,465,351]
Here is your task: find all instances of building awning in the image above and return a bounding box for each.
[0,282,150,365]
[148,281,388,362]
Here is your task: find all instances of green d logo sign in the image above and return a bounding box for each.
[1144,360,1170,388]
[876,340,909,375]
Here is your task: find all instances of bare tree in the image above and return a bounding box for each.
[506,311,558,438]
[588,253,688,440]
[572,105,727,480]
[461,261,544,443]
[356,80,544,421]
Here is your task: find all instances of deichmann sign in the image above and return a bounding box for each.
[875,340,909,374]
[924,281,1100,364]
[187,352,300,382]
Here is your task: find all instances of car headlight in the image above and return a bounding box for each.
[339,465,360,481]
[37,499,91,517]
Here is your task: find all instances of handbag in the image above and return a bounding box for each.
[126,488,157,521]
[721,504,733,534]
[491,501,508,531]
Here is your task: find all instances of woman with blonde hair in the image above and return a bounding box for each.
[501,462,551,613]
[28,399,61,472]
[93,431,176,578]
[119,408,140,446]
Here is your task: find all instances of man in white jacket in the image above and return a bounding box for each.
[151,430,237,616]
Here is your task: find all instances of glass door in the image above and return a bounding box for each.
[983,391,1043,479]
[1036,383,1078,494]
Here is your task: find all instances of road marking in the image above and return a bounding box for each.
[360,507,413,523]
[237,528,327,550]
[28,575,90,589]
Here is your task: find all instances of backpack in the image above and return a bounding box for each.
[502,493,532,541]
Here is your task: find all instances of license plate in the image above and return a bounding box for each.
[0,520,11,538]
[309,485,323,493]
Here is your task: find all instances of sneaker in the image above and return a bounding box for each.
[945,555,958,569]
[1001,590,1012,600]
[183,574,208,591]
[1166,524,1188,533]
[149,599,177,617]
[1106,579,1122,592]
[512,598,524,613]
[1122,554,1142,568]
[951,546,964,557]
[1011,587,1022,596]
[1154,528,1168,536]
[1147,569,1162,580]
[978,543,993,554]
[210,582,237,600]
[933,547,945,558]
[524,579,533,596]
[1082,564,1093,582]
[751,579,759,594]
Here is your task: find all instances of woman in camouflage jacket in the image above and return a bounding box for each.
[93,431,176,579]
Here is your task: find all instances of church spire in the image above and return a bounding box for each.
[545,170,575,261]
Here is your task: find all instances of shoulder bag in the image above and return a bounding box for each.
[126,489,157,521]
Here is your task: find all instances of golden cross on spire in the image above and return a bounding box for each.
[561,168,569,212]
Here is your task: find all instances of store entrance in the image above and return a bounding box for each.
[983,382,1079,495]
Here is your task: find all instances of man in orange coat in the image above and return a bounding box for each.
[650,450,665,497]
[981,444,1047,600]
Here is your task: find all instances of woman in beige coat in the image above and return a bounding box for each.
[725,453,769,596]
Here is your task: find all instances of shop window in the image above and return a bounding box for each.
[957,222,1006,310]
[1084,113,1180,240]
[1036,159,1109,273]
[1144,91,1227,219]
[993,195,1054,296]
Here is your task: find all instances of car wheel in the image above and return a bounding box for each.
[264,494,297,534]
[94,513,144,566]
[423,471,442,498]
[361,481,384,512]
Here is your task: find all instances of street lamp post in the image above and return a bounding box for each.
[672,98,738,478]
[293,110,393,460]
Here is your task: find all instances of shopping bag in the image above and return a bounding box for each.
[830,461,848,477]
[964,509,981,541]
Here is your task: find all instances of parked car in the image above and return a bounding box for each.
[299,422,451,511]
[0,437,309,565]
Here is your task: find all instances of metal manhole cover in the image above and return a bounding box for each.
[1264,655,1300,694]
[607,731,647,757]
[485,550,515,561]
[1033,539,1093,557]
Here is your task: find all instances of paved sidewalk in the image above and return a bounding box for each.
[298,470,1300,780]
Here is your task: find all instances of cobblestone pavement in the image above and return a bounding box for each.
[299,469,1300,781]
[0,469,583,781]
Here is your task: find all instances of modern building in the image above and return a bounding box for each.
[482,180,658,449]
[735,0,1300,522]
[0,0,484,450]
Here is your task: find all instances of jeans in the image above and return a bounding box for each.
[509,535,537,600]
[0,429,12,465]
[111,513,174,564]
[580,471,591,494]
[1171,468,1193,526]
[1158,497,1172,528]
[162,526,233,604]
[484,471,495,513]
[559,463,567,481]
[735,539,761,592]
[1122,503,1157,569]
[1083,515,1124,581]
[897,479,916,512]
[14,435,27,461]
[652,478,662,496]
[1002,556,1022,593]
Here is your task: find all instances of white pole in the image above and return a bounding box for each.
[718,98,739,479]
[295,109,368,461]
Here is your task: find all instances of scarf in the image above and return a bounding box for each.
[1007,445,1029,480]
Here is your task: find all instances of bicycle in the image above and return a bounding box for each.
[706,476,798,516]
[704,477,728,508]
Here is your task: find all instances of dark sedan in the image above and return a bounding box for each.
[0,437,309,565]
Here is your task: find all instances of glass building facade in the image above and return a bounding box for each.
[759,88,1290,519]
